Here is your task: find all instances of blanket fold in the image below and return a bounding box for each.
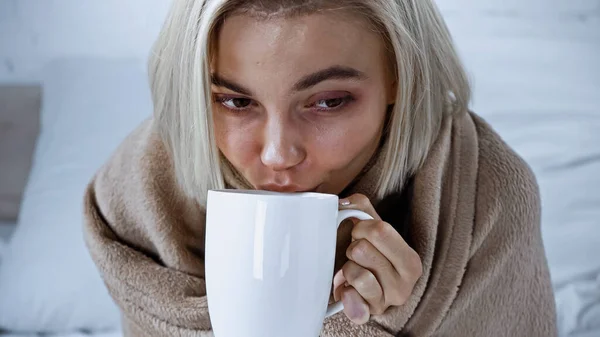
[83,109,557,337]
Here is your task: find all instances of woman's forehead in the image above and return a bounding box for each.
[212,13,388,83]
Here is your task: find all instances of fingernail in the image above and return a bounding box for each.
[333,269,345,289]
[339,199,351,206]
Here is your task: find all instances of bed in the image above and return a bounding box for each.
[0,332,122,337]
[0,2,598,337]
[0,221,15,260]
[0,221,15,240]
[0,64,141,336]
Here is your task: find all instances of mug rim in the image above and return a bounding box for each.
[208,189,337,200]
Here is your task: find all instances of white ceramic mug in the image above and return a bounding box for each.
[205,189,373,337]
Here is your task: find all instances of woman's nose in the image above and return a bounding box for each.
[260,117,306,171]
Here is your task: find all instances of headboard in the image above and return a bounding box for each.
[0,85,41,222]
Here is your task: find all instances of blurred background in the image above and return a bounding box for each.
[0,0,598,336]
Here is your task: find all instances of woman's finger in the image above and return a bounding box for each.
[352,219,423,289]
[339,193,382,221]
[332,269,346,302]
[341,260,384,312]
[346,238,403,312]
[337,284,371,325]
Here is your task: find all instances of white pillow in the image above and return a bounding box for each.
[0,58,152,333]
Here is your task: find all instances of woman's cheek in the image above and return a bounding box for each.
[216,123,259,167]
[311,121,374,167]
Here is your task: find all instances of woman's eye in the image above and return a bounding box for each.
[315,98,345,109]
[311,95,354,111]
[217,97,253,110]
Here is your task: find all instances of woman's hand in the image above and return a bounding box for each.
[333,193,423,325]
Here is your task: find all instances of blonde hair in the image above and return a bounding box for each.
[149,0,470,204]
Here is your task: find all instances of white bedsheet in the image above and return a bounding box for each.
[0,221,15,240]
[555,270,600,337]
[566,329,600,337]
[0,332,122,337]
[0,221,15,259]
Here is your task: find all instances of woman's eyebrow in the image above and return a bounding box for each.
[292,66,367,91]
[210,65,367,95]
[211,74,253,95]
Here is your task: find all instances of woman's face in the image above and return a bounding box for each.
[212,12,395,194]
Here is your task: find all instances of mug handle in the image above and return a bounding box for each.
[325,209,374,318]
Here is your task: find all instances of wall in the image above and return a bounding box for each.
[0,0,598,82]
[0,0,172,82]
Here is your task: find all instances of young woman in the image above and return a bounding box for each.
[83,0,558,336]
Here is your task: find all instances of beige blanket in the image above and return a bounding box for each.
[83,109,557,336]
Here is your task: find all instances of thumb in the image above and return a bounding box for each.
[333,269,347,301]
